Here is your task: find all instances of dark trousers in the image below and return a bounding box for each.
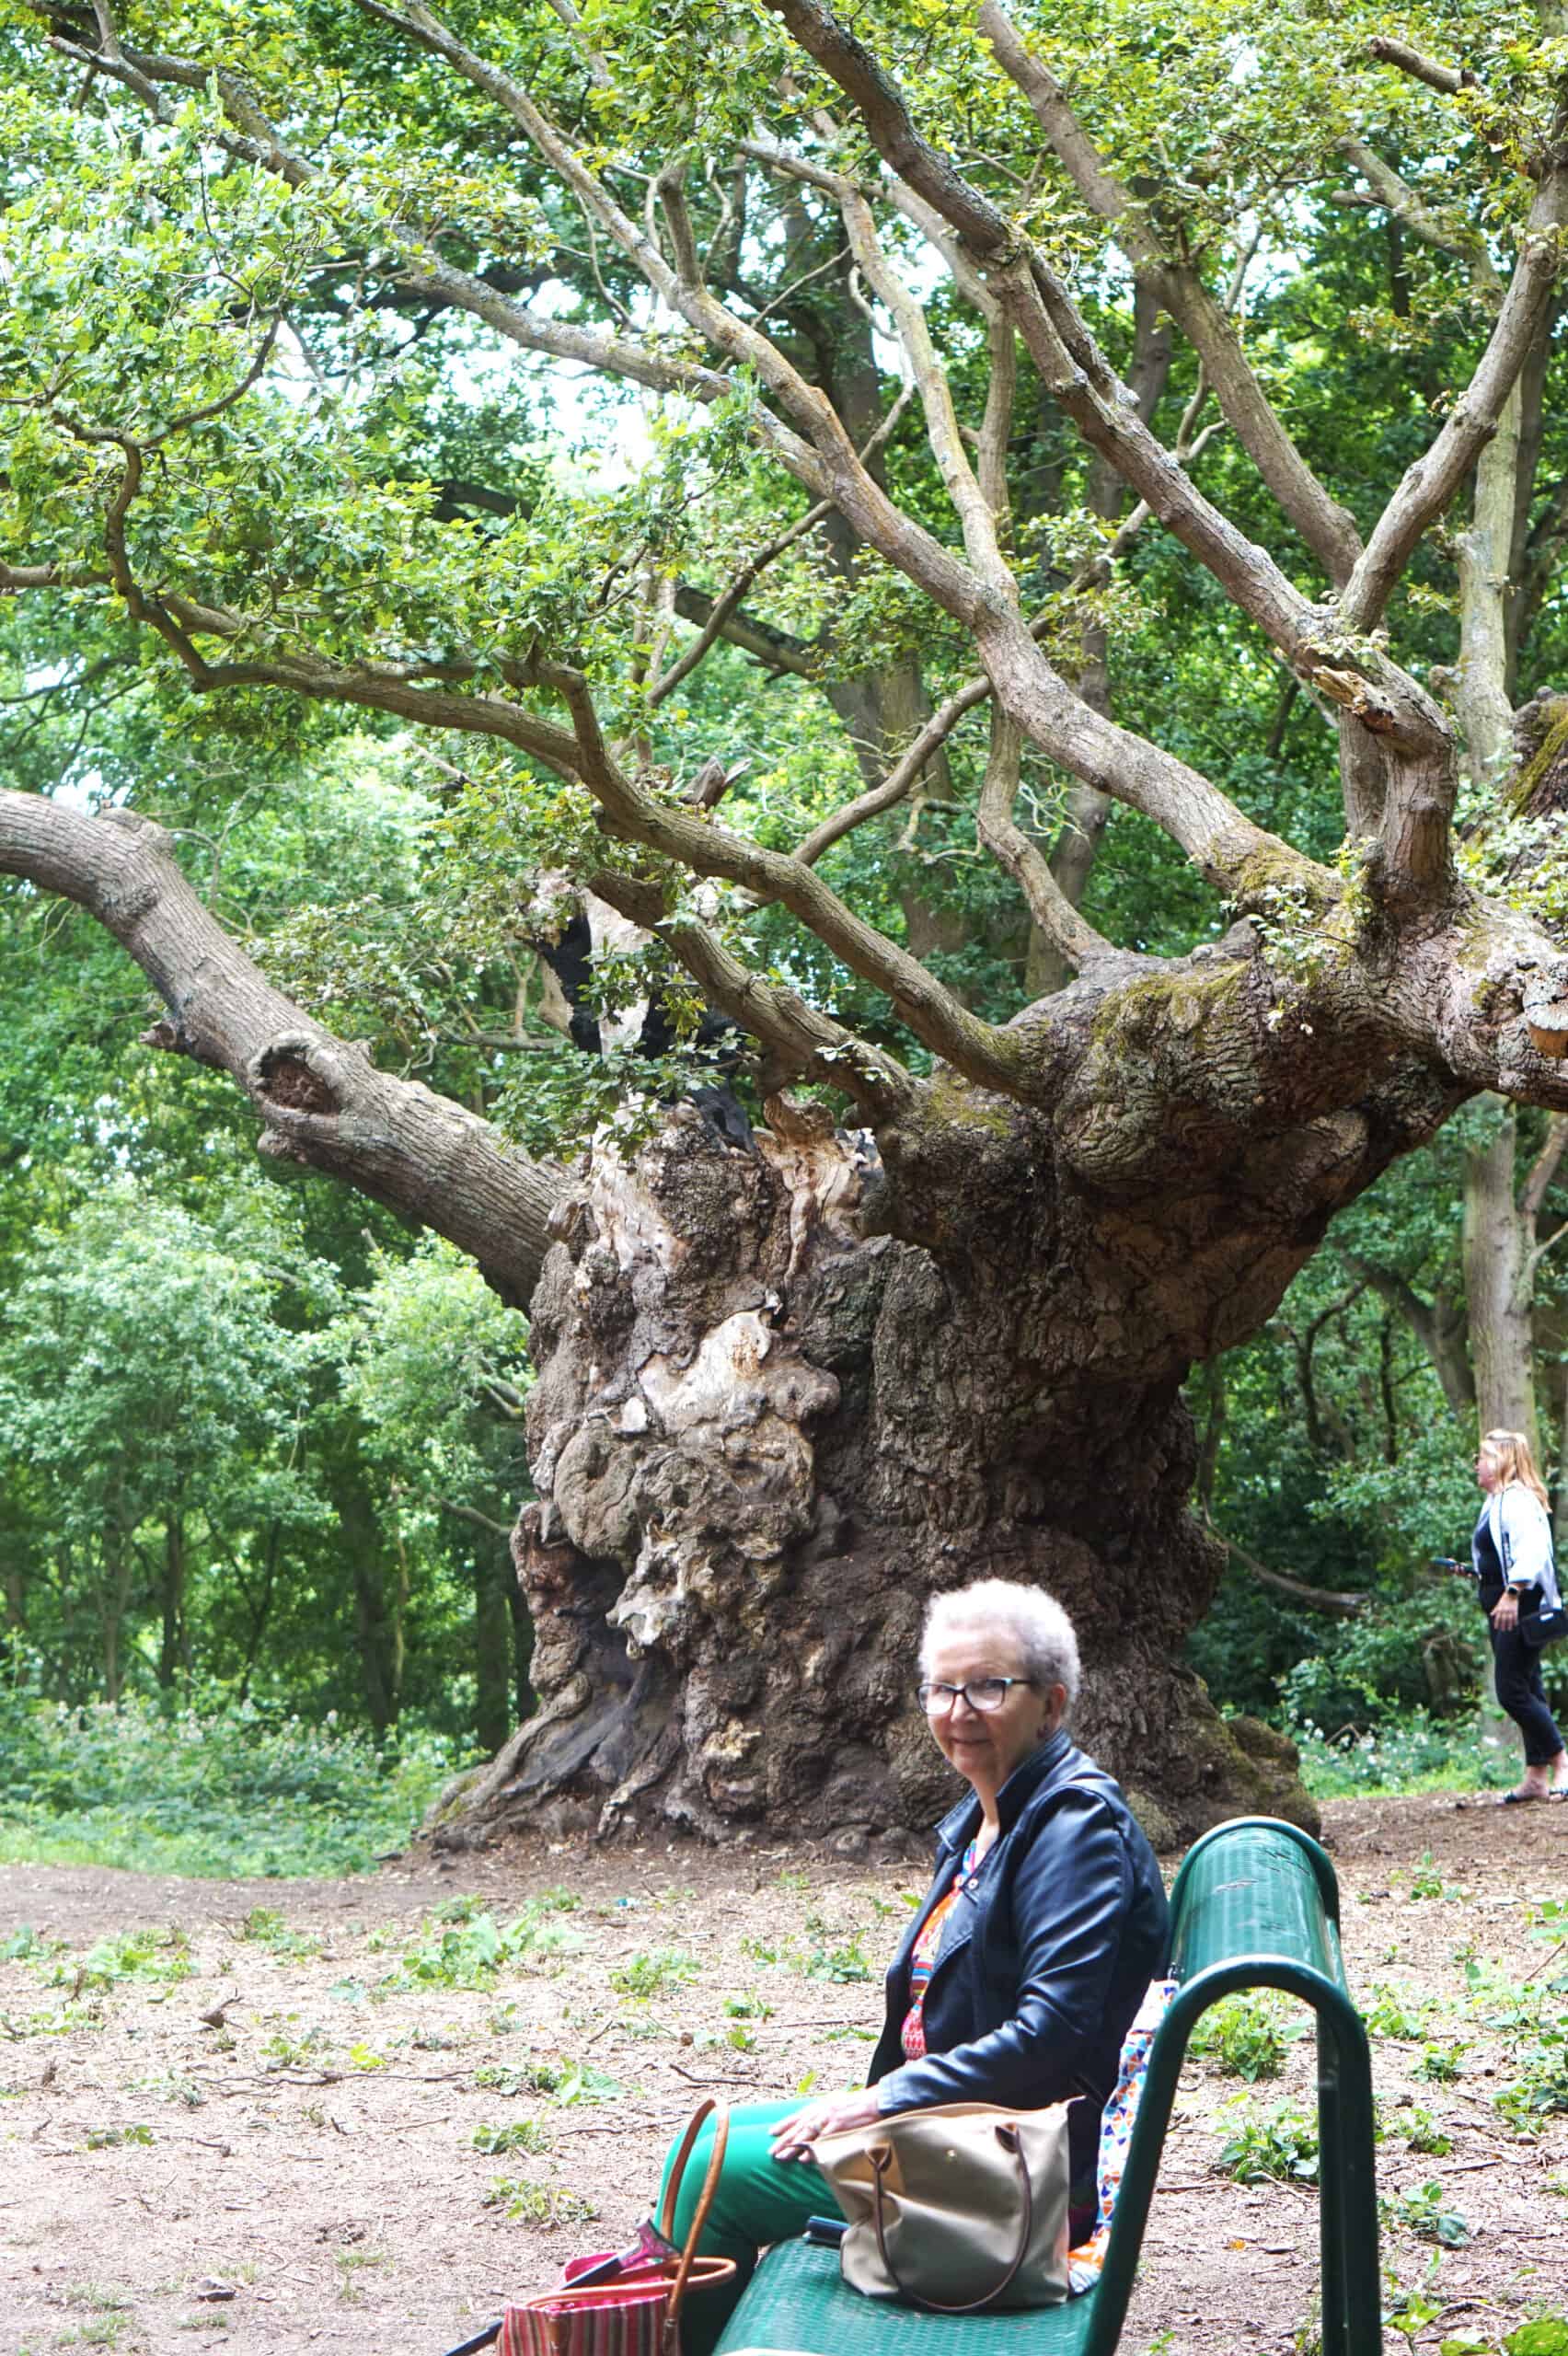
[1489,1617,1565,1766]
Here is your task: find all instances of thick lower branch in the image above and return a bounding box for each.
[0,789,562,1303]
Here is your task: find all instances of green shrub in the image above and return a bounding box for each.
[1216,2102,1320,2184]
[0,1690,467,1877]
[1495,2018,1568,2125]
[1288,1707,1517,1799]
[1384,2179,1470,2246]
[610,1948,698,1999]
[380,1905,589,1992]
[483,2175,597,2224]
[1361,1984,1435,2040]
[1188,1993,1293,2081]
[1396,2106,1452,2156]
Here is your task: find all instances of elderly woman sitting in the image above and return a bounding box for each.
[659,1577,1170,2352]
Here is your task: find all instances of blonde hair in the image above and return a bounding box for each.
[920,1579,1081,1721]
[1482,1428,1551,1511]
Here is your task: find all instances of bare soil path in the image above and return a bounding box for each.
[2,1797,1565,2356]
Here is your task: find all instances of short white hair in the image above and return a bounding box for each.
[920,1580,1081,1722]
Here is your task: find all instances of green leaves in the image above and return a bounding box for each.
[1385,2177,1471,2246]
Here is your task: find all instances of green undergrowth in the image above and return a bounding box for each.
[1286,1708,1526,1799]
[0,1690,468,1877]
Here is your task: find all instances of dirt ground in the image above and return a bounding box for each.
[2,1796,1565,2356]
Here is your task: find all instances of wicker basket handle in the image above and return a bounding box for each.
[659,2096,731,2345]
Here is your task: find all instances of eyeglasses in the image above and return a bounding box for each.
[917,1677,1036,1715]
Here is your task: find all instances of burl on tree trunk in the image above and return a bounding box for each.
[446,948,1457,1854]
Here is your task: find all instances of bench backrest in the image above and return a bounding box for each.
[1083,1816,1380,2356]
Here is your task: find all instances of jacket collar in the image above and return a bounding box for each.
[933,1726,1076,1856]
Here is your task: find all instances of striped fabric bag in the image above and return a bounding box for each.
[499,2100,733,2356]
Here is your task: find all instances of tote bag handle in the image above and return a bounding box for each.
[867,2122,1034,2315]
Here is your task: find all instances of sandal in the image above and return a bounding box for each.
[1497,1786,1550,1805]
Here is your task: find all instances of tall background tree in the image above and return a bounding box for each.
[6,0,1568,1846]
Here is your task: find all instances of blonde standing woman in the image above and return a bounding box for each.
[1469,1428,1568,1802]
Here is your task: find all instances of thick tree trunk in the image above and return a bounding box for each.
[474,1540,516,1756]
[1461,1103,1539,1442]
[157,1513,187,1692]
[437,953,1461,1852]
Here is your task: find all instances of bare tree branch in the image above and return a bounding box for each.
[837,190,1010,586]
[535,663,1032,1095]
[1213,1527,1368,1616]
[1342,160,1568,630]
[1366,33,1475,98]
[0,789,561,1301]
[1522,1111,1568,1223]
[792,674,993,866]
[975,708,1111,973]
[651,382,915,707]
[1336,138,1500,294]
[594,880,918,1117]
[978,0,1364,584]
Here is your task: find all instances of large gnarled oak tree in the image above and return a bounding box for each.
[6,0,1568,1846]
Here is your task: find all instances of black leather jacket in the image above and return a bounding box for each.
[867,1728,1170,2196]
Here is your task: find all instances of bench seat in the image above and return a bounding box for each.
[715,2235,1105,2356]
[713,1817,1380,2356]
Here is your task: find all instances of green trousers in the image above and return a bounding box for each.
[657,2099,846,2356]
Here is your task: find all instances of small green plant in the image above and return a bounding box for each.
[54,1929,193,1992]
[1397,2105,1452,2156]
[805,1933,870,1983]
[1362,1984,1435,2041]
[473,2063,526,2096]
[54,2321,128,2350]
[1412,2040,1468,2083]
[1505,2318,1568,2356]
[484,2175,598,2224]
[492,2057,624,2106]
[84,2122,154,2148]
[1382,2258,1444,2347]
[472,2119,549,2154]
[1495,2020,1568,2125]
[1408,1853,1447,1901]
[610,1948,698,1999]
[3,1925,61,1963]
[723,1991,774,2021]
[336,2246,389,2305]
[260,2023,330,2071]
[240,1908,324,1961]
[1216,2101,1319,2184]
[1189,1993,1291,2081]
[0,1999,99,2038]
[381,1904,589,1993]
[1384,2179,1470,2246]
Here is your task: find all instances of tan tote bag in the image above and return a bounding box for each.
[810,2099,1074,2314]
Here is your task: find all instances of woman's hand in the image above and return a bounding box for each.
[1492,1589,1520,1631]
[768,2087,882,2163]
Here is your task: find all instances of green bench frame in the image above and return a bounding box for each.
[713,1817,1380,2356]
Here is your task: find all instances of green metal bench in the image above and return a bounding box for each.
[714,1817,1380,2356]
